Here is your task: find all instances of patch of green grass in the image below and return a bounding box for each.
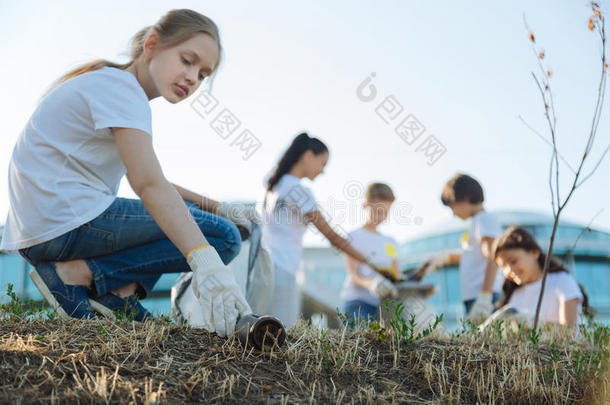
[0,283,56,320]
[452,319,480,339]
[383,300,443,347]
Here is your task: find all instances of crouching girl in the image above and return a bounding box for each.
[492,227,589,328]
[0,9,256,336]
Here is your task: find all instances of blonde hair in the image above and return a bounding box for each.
[55,9,221,86]
[365,182,395,202]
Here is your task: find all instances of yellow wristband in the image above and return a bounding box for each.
[186,245,212,260]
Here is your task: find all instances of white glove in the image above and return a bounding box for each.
[368,277,399,299]
[243,205,262,225]
[501,308,535,328]
[215,202,261,234]
[188,247,252,336]
[479,306,534,333]
[467,292,494,323]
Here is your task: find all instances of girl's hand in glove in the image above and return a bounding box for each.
[215,202,261,236]
[368,277,399,299]
[466,292,494,324]
[187,246,252,336]
[479,306,534,334]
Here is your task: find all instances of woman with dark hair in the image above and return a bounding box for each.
[261,133,398,327]
[493,226,590,327]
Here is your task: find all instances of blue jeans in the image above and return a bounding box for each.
[342,300,379,328]
[463,292,502,315]
[18,197,242,299]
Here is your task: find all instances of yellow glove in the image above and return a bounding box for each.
[368,262,401,282]
[378,266,401,282]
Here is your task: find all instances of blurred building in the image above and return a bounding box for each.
[299,211,610,330]
[399,211,610,329]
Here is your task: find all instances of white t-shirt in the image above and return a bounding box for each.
[0,67,151,252]
[340,228,398,307]
[261,174,318,274]
[508,271,583,325]
[459,210,504,301]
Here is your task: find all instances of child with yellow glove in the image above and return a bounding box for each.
[340,183,401,326]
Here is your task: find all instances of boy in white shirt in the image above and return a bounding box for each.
[426,173,504,323]
[340,183,400,326]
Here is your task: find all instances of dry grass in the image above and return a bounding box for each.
[0,310,608,405]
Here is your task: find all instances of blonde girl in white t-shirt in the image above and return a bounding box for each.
[493,226,590,327]
[0,10,257,336]
[261,133,396,328]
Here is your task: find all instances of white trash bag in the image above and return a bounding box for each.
[171,222,274,326]
[379,281,446,335]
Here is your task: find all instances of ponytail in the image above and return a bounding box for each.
[266,132,328,192]
[53,9,221,87]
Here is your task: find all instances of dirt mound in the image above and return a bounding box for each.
[0,313,608,404]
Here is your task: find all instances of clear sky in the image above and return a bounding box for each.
[1,0,608,247]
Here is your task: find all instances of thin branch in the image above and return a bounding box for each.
[575,18,608,190]
[525,16,561,208]
[562,16,608,207]
[524,16,558,127]
[588,18,607,149]
[534,213,561,330]
[576,143,610,187]
[529,3,608,329]
[549,149,557,216]
[532,73,560,214]
[566,208,604,256]
[518,116,577,174]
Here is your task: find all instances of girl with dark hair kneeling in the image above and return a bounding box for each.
[493,226,590,327]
